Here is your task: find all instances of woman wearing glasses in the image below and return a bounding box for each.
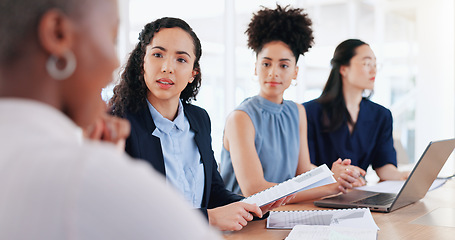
[303,39,409,181]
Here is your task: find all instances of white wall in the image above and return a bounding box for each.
[113,0,455,171]
[415,0,455,175]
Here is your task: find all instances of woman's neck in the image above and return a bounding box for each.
[0,62,60,109]
[147,94,180,121]
[342,84,363,110]
[258,91,284,104]
[342,82,364,130]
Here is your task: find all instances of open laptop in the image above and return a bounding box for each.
[314,138,455,213]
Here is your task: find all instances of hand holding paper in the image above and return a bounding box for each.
[241,164,335,207]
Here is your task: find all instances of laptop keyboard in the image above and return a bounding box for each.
[353,193,395,205]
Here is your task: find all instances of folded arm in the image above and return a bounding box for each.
[375,164,409,181]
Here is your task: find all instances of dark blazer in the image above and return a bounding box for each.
[123,102,243,218]
[304,98,397,171]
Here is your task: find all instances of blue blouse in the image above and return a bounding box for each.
[146,100,204,208]
[303,98,397,171]
[220,95,300,195]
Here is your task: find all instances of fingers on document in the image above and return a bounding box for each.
[243,203,262,218]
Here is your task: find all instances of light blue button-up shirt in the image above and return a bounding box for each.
[147,100,205,208]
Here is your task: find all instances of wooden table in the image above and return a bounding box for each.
[223,179,455,240]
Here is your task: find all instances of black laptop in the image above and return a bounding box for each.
[314,138,455,213]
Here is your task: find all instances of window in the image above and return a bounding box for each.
[110,0,454,174]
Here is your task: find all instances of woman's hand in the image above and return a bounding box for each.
[259,194,296,214]
[83,113,130,150]
[207,202,262,231]
[331,159,366,192]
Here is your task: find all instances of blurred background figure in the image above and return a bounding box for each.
[304,39,409,181]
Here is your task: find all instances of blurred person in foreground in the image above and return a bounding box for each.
[0,0,222,239]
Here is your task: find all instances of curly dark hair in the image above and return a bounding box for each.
[246,4,314,62]
[109,17,202,117]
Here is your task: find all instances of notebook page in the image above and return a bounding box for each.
[267,208,378,230]
[355,179,447,194]
[241,164,334,207]
[285,225,377,240]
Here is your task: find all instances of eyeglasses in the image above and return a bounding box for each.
[360,59,382,71]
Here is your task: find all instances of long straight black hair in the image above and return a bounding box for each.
[316,39,368,132]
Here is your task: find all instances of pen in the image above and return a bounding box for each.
[360,173,366,183]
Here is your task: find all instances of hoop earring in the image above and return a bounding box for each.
[46,50,77,80]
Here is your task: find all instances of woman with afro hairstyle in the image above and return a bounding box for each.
[109,17,292,231]
[304,39,409,181]
[220,5,365,202]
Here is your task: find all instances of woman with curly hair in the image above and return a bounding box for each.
[220,5,365,202]
[109,17,291,231]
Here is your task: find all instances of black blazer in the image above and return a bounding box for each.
[123,102,243,218]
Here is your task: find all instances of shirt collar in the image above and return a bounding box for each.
[147,99,185,134]
[256,95,283,114]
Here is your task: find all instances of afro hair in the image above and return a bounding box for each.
[246,4,314,61]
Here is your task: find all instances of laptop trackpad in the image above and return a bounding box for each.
[352,192,396,205]
[316,190,377,203]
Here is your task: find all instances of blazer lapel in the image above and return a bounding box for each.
[138,104,166,175]
[183,105,212,207]
[183,105,202,160]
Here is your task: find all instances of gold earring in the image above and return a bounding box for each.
[189,77,194,83]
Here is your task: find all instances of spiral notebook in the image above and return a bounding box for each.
[266,208,379,230]
[241,164,335,207]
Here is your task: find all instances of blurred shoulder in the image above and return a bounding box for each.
[302,99,322,121]
[183,103,209,117]
[294,101,307,116]
[182,103,211,131]
[363,98,392,116]
[302,99,321,112]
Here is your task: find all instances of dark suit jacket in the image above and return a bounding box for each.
[123,102,243,218]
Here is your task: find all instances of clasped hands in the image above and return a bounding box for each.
[332,158,366,193]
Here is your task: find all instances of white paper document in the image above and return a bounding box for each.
[285,225,377,240]
[354,179,447,194]
[241,164,335,207]
[267,208,379,230]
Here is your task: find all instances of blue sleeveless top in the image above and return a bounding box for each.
[220,95,300,195]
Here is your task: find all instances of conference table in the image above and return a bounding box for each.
[223,179,455,240]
